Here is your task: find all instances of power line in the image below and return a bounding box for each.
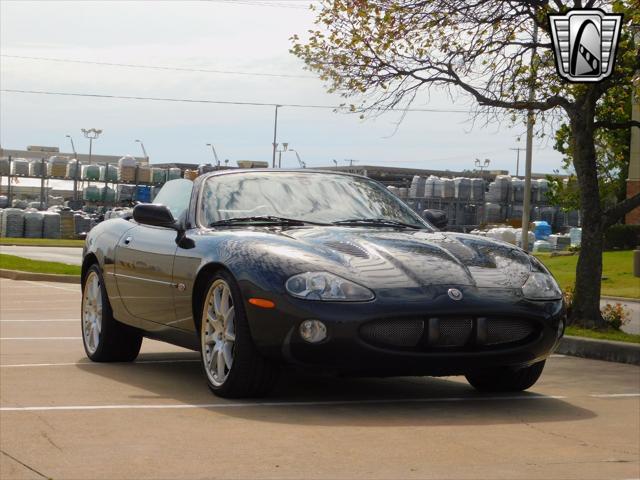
[203,0,317,8]
[0,89,470,113]
[0,54,315,79]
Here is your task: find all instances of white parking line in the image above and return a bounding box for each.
[0,395,568,412]
[24,281,79,292]
[589,393,640,398]
[0,359,200,368]
[0,306,79,315]
[0,319,77,323]
[0,336,81,340]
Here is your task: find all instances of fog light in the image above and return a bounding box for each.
[299,320,327,343]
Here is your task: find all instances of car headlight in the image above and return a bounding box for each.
[522,272,562,300]
[285,272,374,301]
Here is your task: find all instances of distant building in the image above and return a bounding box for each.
[314,164,558,187]
[0,145,148,166]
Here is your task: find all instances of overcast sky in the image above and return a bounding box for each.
[0,0,566,173]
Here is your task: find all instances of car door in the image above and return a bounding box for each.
[114,178,194,326]
[115,225,178,324]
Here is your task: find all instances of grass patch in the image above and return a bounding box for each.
[0,254,80,276]
[536,250,639,299]
[565,325,640,344]
[0,237,85,248]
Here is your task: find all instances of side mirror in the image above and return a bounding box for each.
[133,203,176,228]
[423,209,448,230]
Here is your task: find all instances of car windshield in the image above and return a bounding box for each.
[200,171,433,230]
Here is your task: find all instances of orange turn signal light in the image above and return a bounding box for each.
[248,298,276,309]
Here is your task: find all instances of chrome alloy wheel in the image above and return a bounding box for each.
[82,271,103,355]
[201,279,236,386]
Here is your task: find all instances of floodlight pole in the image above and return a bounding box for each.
[521,23,538,253]
[81,128,102,165]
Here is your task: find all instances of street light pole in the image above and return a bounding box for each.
[289,149,305,168]
[81,128,102,165]
[135,139,148,162]
[66,134,79,201]
[206,143,220,166]
[521,23,538,253]
[66,134,77,158]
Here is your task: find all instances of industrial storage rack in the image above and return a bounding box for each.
[0,156,177,209]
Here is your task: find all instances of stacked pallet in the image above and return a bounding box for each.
[42,212,61,239]
[0,209,25,237]
[24,211,44,238]
[60,210,76,239]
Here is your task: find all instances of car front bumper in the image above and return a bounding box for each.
[242,283,565,376]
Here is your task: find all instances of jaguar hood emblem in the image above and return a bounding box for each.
[447,288,463,301]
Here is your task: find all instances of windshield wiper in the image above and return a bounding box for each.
[209,216,329,227]
[332,218,422,229]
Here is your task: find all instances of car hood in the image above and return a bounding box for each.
[248,226,534,290]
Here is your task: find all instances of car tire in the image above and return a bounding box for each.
[465,360,546,392]
[81,264,143,362]
[199,270,279,398]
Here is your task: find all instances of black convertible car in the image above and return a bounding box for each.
[82,170,565,398]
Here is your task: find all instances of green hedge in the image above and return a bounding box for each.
[604,224,640,250]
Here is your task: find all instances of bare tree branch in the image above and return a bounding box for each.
[603,193,640,228]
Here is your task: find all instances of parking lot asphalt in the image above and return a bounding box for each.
[1,277,639,480]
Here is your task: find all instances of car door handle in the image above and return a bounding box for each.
[123,236,132,245]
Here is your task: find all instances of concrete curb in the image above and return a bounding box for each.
[557,335,640,365]
[601,296,640,304]
[0,269,80,284]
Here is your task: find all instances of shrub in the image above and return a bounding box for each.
[604,224,640,250]
[600,303,630,331]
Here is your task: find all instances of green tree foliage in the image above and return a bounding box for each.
[548,84,632,212]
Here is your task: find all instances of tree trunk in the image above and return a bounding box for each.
[568,103,606,329]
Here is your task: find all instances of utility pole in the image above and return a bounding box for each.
[521,23,538,253]
[509,147,524,177]
[344,159,359,167]
[626,25,640,226]
[271,105,280,168]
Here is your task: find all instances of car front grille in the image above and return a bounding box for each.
[359,316,537,350]
[485,318,535,345]
[430,317,474,347]
[359,318,424,347]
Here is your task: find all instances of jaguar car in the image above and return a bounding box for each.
[81,169,565,398]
